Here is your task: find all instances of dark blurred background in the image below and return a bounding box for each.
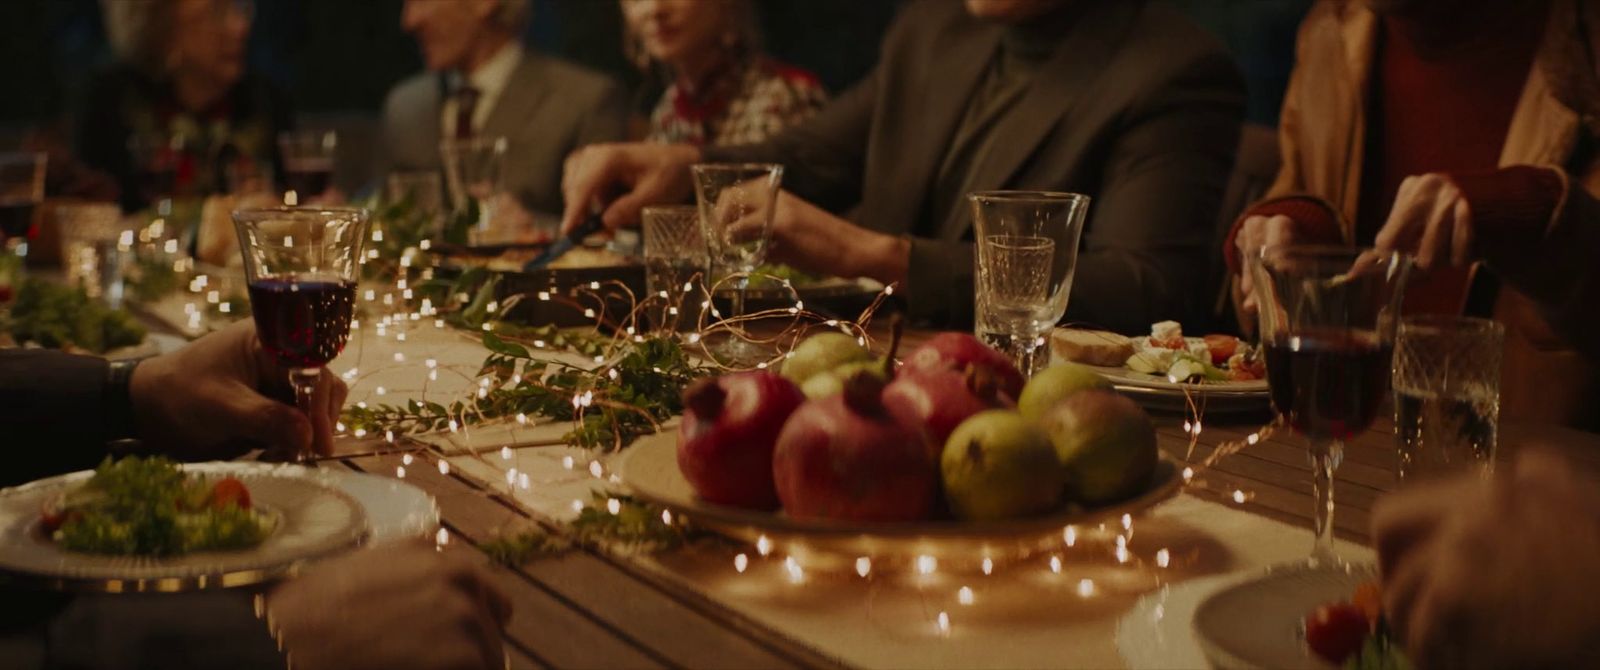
[0,0,1310,157]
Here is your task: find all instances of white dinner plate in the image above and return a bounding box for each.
[0,462,371,591]
[1085,363,1270,413]
[1192,562,1378,669]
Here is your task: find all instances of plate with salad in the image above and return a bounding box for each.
[0,456,367,590]
[1193,562,1411,670]
[1053,322,1269,409]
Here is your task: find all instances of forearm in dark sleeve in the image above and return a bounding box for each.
[701,68,877,212]
[0,351,113,486]
[1066,54,1245,334]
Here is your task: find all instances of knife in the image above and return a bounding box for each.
[521,213,604,271]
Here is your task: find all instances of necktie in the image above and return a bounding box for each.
[454,85,481,140]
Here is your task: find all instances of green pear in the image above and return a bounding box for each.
[1017,362,1111,420]
[941,410,1064,521]
[1038,390,1158,505]
[782,332,871,386]
[800,359,888,398]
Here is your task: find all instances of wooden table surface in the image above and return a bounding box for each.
[334,392,1600,669]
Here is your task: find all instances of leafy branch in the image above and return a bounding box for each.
[480,492,696,566]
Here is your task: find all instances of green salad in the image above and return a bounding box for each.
[42,457,273,557]
[2,278,146,354]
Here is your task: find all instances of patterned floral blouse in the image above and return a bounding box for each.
[646,57,828,146]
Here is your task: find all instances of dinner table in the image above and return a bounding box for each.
[47,287,1600,669]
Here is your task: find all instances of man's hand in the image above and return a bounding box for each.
[763,190,909,285]
[129,320,348,460]
[1374,173,1474,270]
[267,541,513,670]
[1233,214,1297,313]
[1373,451,1600,669]
[560,142,701,235]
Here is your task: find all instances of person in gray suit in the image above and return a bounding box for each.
[381,0,628,219]
[562,0,1245,333]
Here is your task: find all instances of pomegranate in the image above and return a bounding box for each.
[772,371,936,522]
[677,371,805,509]
[883,364,1006,457]
[901,332,1024,402]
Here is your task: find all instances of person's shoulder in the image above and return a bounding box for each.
[382,71,437,112]
[517,51,622,99]
[753,58,827,98]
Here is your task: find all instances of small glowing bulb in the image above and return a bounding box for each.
[661,510,673,525]
[1077,579,1095,598]
[981,558,994,576]
[570,499,584,513]
[515,413,528,425]
[1064,526,1077,547]
[500,446,512,460]
[561,456,574,470]
[734,553,748,573]
[936,611,950,636]
[606,498,621,515]
[376,386,387,396]
[756,535,773,556]
[1182,467,1195,482]
[958,586,974,605]
[438,460,450,475]
[1233,489,1247,504]
[1115,546,1130,564]
[784,557,803,583]
[435,528,449,547]
[1050,556,1062,574]
[1156,548,1171,568]
[588,461,604,478]
[916,555,937,575]
[505,469,517,485]
[395,466,406,478]
[402,453,413,465]
[855,557,871,578]
[518,473,529,490]
[1247,433,1260,445]
[1121,514,1132,530]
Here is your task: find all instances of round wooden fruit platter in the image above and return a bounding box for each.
[613,431,1184,562]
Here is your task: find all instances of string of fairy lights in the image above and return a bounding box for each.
[126,209,1281,638]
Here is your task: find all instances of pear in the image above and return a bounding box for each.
[782,332,871,386]
[1038,390,1158,505]
[800,359,887,399]
[941,410,1064,521]
[1018,362,1111,420]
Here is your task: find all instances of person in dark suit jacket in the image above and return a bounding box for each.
[380,0,628,221]
[561,0,1245,333]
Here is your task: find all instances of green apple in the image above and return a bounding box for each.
[1038,389,1158,505]
[1017,362,1111,421]
[782,332,871,386]
[941,410,1064,521]
[800,359,887,398]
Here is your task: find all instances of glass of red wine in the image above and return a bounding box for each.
[1249,245,1411,564]
[277,131,338,203]
[233,207,368,458]
[0,152,47,261]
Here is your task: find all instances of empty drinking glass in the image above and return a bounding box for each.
[641,205,707,334]
[1393,315,1503,485]
[440,137,509,244]
[691,163,782,364]
[0,153,47,261]
[278,130,338,202]
[970,191,1089,378]
[56,202,133,307]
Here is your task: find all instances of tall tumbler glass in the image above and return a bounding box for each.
[970,191,1089,378]
[691,163,782,364]
[641,205,707,335]
[440,137,508,244]
[56,202,133,307]
[1249,246,1411,563]
[1392,314,1503,485]
[0,153,47,261]
[278,130,338,203]
[233,207,368,458]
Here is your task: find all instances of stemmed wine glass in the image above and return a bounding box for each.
[1249,245,1410,564]
[233,207,368,458]
[691,163,782,364]
[0,152,47,261]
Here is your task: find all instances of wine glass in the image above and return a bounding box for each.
[691,163,782,364]
[1249,245,1411,563]
[970,191,1089,378]
[233,206,368,458]
[278,130,338,204]
[0,152,47,261]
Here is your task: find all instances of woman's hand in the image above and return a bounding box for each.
[1232,213,1297,314]
[763,190,908,285]
[1374,173,1474,270]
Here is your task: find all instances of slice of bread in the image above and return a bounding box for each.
[1051,329,1136,367]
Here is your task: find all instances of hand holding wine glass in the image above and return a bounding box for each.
[233,206,368,460]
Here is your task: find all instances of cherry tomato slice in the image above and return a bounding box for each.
[211,477,252,510]
[1203,334,1239,366]
[1305,602,1371,664]
[1352,581,1383,626]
